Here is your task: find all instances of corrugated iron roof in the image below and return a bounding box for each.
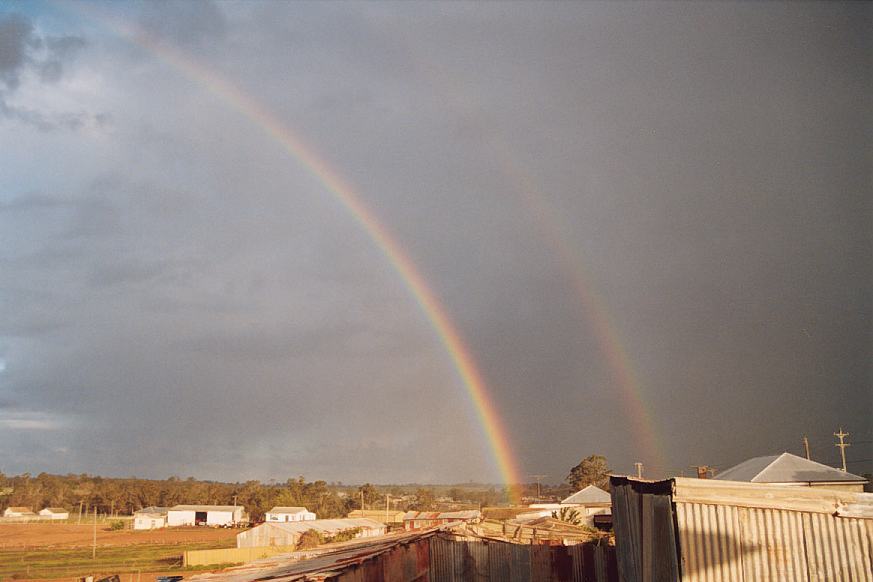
[715,452,866,483]
[135,506,169,514]
[192,527,442,581]
[169,504,242,512]
[404,510,480,520]
[243,518,385,536]
[561,485,611,505]
[268,507,310,514]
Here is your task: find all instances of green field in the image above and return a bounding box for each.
[0,541,234,580]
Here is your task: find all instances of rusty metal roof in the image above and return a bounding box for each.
[190,527,443,581]
[404,510,481,520]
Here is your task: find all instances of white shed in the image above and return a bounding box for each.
[167,504,245,527]
[2,507,35,518]
[265,506,316,522]
[134,506,169,530]
[39,507,69,520]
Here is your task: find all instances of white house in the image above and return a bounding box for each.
[3,507,36,518]
[38,507,69,520]
[166,504,245,527]
[133,506,169,530]
[265,506,316,522]
[556,485,612,526]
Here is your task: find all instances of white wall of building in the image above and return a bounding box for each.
[266,510,316,522]
[134,515,166,530]
[166,507,243,527]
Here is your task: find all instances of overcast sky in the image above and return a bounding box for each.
[1,1,870,484]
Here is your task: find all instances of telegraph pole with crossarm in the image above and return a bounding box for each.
[834,428,850,472]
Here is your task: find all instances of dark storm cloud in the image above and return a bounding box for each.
[0,11,98,130]
[1,2,870,482]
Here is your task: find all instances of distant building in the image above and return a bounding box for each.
[715,452,868,492]
[403,510,481,531]
[265,506,316,522]
[167,505,246,527]
[38,508,69,520]
[237,518,386,548]
[134,506,169,530]
[2,507,35,518]
[346,509,406,524]
[516,485,613,527]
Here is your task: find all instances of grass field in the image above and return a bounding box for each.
[0,524,238,581]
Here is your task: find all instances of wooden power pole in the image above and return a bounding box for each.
[92,506,97,559]
[834,428,850,471]
[634,462,643,479]
[530,475,547,498]
[803,435,811,460]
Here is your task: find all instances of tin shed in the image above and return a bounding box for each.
[610,475,873,582]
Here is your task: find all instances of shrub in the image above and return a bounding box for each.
[325,527,361,543]
[296,528,324,550]
[109,520,125,531]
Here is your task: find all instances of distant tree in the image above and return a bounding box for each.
[566,455,610,490]
[411,488,435,511]
[357,483,379,509]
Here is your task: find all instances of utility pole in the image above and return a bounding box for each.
[361,490,365,512]
[92,506,97,559]
[835,427,850,471]
[530,475,547,499]
[634,462,643,479]
[385,493,390,524]
[803,435,811,460]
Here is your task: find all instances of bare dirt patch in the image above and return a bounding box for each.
[0,523,237,549]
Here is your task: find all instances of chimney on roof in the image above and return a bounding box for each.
[693,465,713,479]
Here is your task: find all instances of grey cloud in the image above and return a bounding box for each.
[0,12,94,130]
[1,2,869,482]
[0,13,34,89]
[138,0,226,47]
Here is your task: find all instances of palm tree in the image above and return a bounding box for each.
[551,507,583,526]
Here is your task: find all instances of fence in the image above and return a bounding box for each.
[183,545,296,567]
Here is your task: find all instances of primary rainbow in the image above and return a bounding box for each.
[88,11,524,493]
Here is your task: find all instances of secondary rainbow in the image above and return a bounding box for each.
[394,47,668,475]
[87,11,524,492]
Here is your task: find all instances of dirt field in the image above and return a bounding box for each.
[0,524,239,580]
[0,523,237,549]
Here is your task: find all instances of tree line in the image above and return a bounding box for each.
[0,473,354,520]
[0,472,515,520]
[0,456,605,521]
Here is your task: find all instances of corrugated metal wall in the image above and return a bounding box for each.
[675,503,873,582]
[428,535,616,582]
[611,476,873,582]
